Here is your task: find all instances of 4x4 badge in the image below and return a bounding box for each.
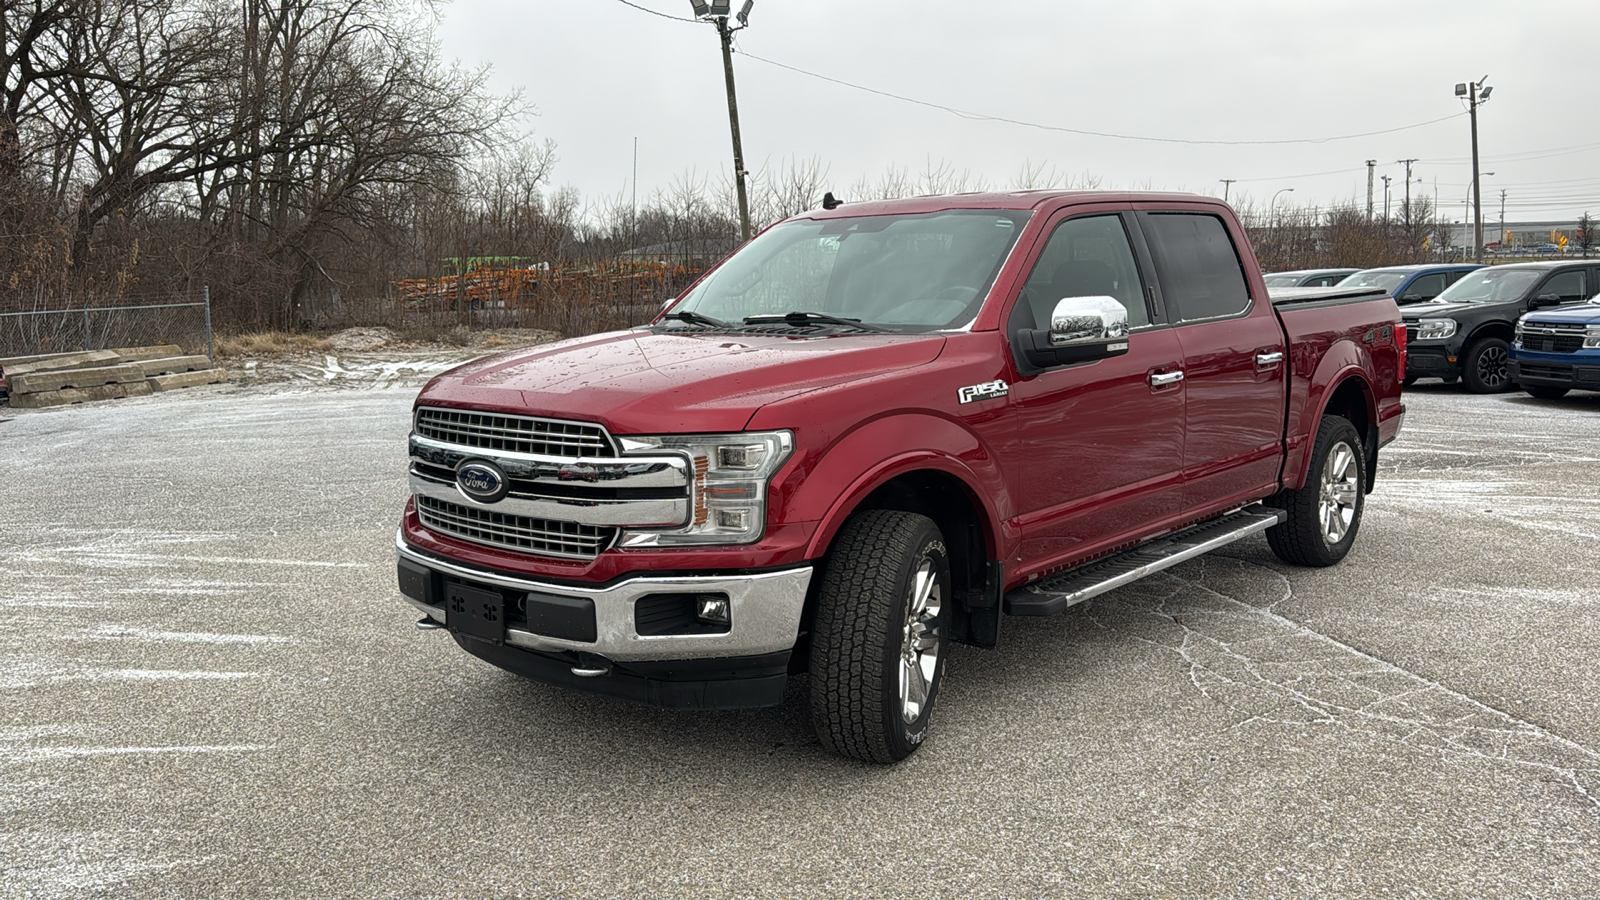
[958,380,1009,404]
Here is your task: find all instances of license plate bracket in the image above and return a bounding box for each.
[446,582,505,643]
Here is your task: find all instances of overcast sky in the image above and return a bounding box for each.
[436,0,1600,225]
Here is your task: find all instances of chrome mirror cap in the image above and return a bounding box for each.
[1050,295,1129,346]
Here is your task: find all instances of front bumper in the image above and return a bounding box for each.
[1508,348,1600,389]
[1404,345,1459,380]
[395,534,813,708]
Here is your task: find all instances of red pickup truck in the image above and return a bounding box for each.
[396,191,1405,762]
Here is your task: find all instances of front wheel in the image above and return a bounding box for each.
[1266,416,1366,567]
[1523,384,1570,400]
[1462,337,1513,393]
[809,509,951,763]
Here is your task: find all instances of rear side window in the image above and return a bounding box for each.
[1141,213,1251,322]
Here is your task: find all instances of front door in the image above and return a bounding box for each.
[1003,208,1186,576]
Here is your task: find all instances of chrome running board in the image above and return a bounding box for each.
[1003,505,1286,616]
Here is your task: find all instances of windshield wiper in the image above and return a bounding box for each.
[659,310,732,329]
[742,311,891,333]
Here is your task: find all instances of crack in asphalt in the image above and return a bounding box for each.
[1085,556,1600,811]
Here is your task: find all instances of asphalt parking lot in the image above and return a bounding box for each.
[3,373,1599,898]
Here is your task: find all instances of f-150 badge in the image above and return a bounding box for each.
[958,380,1009,404]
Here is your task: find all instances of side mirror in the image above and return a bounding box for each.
[1399,293,1421,302]
[1016,295,1130,368]
[1532,293,1562,307]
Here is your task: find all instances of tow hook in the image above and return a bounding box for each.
[415,616,445,631]
[570,653,612,678]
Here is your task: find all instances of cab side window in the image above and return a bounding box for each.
[1014,215,1149,331]
[1402,273,1446,302]
[1140,213,1251,322]
[1540,270,1587,302]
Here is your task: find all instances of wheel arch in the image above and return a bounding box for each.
[1293,366,1377,494]
[804,459,1003,650]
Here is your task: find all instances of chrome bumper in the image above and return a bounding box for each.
[395,533,812,662]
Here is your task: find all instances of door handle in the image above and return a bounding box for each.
[1255,351,1284,369]
[1149,371,1185,387]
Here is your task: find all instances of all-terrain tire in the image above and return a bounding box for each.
[1462,337,1513,393]
[1266,416,1366,567]
[809,509,951,763]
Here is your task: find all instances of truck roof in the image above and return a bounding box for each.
[791,190,1222,218]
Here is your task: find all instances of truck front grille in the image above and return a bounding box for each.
[415,408,613,458]
[1518,324,1585,354]
[415,495,616,559]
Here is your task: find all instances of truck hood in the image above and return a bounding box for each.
[1402,301,1502,320]
[1520,303,1600,325]
[415,329,948,434]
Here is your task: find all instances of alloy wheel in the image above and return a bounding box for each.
[898,559,943,724]
[1318,440,1359,544]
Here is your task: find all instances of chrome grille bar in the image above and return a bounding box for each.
[415,407,613,458]
[416,495,616,559]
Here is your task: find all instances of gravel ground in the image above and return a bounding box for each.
[2,370,1598,899]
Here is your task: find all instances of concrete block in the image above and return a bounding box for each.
[131,355,213,376]
[146,368,228,391]
[8,363,148,394]
[0,350,121,378]
[8,380,154,408]
[109,344,187,362]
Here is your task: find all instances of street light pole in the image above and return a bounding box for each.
[1270,187,1295,222]
[1456,77,1493,262]
[691,1,754,242]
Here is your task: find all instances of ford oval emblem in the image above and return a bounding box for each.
[456,460,509,503]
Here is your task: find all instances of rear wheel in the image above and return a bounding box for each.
[1523,384,1570,400]
[809,510,950,763]
[1462,337,1513,393]
[1267,416,1365,567]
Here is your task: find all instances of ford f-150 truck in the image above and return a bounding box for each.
[396,191,1405,763]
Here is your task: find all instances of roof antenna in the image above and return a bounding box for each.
[821,191,842,210]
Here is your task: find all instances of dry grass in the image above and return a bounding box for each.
[213,331,334,358]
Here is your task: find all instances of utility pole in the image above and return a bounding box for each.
[1456,77,1493,262]
[1499,188,1507,249]
[1381,175,1392,222]
[690,2,755,242]
[1365,160,1377,221]
[1220,179,1235,203]
[1397,158,1418,228]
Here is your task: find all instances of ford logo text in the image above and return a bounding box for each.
[456,460,510,503]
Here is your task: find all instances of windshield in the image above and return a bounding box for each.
[1262,273,1305,287]
[1431,269,1541,304]
[1339,271,1408,292]
[668,209,1032,332]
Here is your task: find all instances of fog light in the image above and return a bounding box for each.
[696,596,730,624]
[713,508,750,530]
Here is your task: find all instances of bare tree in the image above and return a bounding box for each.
[1577,212,1595,258]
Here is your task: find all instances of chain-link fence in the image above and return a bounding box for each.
[0,289,213,360]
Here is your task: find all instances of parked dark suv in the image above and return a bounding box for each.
[1402,261,1598,392]
[1338,263,1484,304]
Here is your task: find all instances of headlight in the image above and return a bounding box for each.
[1586,325,1600,349]
[1414,318,1457,340]
[616,430,793,547]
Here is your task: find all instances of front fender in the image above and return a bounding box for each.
[775,413,1008,562]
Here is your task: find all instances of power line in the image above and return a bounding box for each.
[733,48,1465,147]
[614,0,698,24]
